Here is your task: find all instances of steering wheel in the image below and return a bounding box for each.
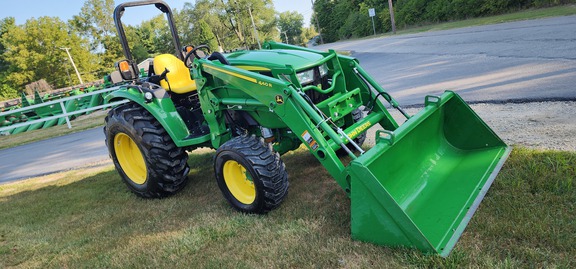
[184,45,231,67]
[184,45,211,68]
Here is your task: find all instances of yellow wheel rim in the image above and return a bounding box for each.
[114,133,147,185]
[223,160,256,204]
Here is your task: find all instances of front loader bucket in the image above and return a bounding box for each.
[348,91,510,257]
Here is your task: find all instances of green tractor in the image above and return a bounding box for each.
[105,0,510,256]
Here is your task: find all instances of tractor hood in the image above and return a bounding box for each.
[226,49,324,72]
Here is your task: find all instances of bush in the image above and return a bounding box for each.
[315,0,576,41]
[395,0,576,28]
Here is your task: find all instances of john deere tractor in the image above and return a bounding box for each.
[105,0,510,256]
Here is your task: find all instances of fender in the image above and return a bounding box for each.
[105,86,210,147]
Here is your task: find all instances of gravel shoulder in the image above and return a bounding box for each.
[467,101,575,152]
[367,101,576,152]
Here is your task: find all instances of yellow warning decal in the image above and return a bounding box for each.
[204,65,257,84]
[234,65,271,71]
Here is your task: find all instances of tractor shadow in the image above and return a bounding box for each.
[0,148,362,266]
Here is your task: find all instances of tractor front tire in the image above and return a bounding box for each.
[104,103,189,198]
[214,135,289,214]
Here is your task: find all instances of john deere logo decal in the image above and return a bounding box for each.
[275,95,284,104]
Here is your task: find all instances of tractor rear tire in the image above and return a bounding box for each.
[214,135,289,214]
[104,103,189,198]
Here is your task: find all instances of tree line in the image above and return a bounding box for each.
[1,0,574,101]
[313,0,576,43]
[0,0,314,101]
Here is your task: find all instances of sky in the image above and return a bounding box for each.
[0,0,313,27]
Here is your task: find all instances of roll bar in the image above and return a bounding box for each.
[113,0,183,61]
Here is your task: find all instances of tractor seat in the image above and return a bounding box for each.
[153,54,197,94]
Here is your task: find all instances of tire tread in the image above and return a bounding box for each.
[104,103,189,198]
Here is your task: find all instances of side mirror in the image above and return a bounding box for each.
[115,59,138,81]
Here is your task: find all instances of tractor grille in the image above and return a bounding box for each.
[305,85,329,104]
[301,66,331,104]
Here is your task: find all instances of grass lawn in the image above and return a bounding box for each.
[1,147,574,268]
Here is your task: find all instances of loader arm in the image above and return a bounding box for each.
[195,48,510,256]
[195,58,396,192]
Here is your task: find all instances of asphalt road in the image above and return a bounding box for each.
[317,15,576,105]
[1,16,575,183]
[0,128,109,184]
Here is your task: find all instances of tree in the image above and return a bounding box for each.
[134,15,174,57]
[313,0,341,43]
[174,0,276,51]
[197,20,219,51]
[339,2,383,39]
[131,44,150,63]
[0,84,17,101]
[69,0,119,76]
[216,0,277,49]
[180,1,225,50]
[69,0,115,51]
[300,26,318,46]
[2,17,97,90]
[277,11,304,45]
[173,3,200,48]
[0,17,18,100]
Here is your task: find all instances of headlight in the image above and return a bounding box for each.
[296,69,315,85]
[319,63,328,77]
